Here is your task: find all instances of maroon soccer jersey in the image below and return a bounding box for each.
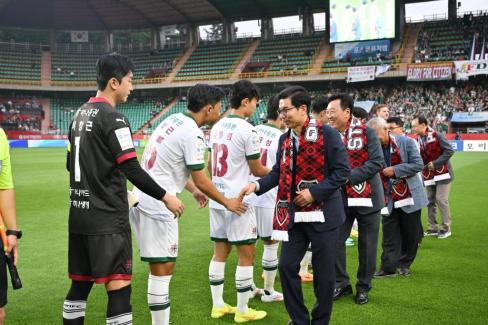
[68,97,136,235]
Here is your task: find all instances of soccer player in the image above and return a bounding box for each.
[0,127,21,325]
[63,53,183,325]
[208,80,269,323]
[250,95,284,302]
[130,84,247,325]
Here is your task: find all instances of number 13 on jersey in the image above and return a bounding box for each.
[212,143,228,177]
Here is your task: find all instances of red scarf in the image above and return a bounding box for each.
[343,117,372,207]
[380,133,414,215]
[273,119,326,241]
[418,127,450,186]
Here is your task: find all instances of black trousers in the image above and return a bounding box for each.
[335,208,381,293]
[279,223,339,325]
[380,208,422,273]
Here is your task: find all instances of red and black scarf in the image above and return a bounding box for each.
[342,117,373,207]
[380,133,414,215]
[272,118,326,242]
[418,127,450,186]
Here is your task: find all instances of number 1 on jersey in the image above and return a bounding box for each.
[74,136,81,182]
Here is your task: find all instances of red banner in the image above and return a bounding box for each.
[407,63,453,81]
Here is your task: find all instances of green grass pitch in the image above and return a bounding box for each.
[4,149,488,324]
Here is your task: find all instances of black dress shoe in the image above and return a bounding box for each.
[398,267,410,276]
[355,291,369,305]
[374,269,396,278]
[333,285,353,300]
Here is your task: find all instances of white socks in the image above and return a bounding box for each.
[235,266,253,313]
[209,260,226,308]
[148,274,172,325]
[262,243,279,293]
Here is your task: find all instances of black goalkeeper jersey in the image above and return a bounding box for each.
[68,97,137,235]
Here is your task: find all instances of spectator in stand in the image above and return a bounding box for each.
[374,104,390,120]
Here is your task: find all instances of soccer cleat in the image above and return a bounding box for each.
[345,237,355,246]
[438,231,452,239]
[261,290,284,302]
[234,308,267,323]
[249,287,264,299]
[424,229,438,237]
[211,303,236,319]
[300,272,314,283]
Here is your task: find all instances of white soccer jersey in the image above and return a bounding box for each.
[250,123,283,208]
[134,113,206,220]
[209,115,260,210]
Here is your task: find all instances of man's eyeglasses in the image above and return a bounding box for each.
[278,106,297,115]
[389,126,401,130]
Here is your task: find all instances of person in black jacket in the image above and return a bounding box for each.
[239,86,350,325]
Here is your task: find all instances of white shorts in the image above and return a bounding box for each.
[255,206,274,240]
[130,207,178,262]
[209,206,257,245]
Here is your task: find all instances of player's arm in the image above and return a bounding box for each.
[119,158,184,217]
[246,128,270,177]
[185,179,208,208]
[0,130,19,264]
[190,169,247,215]
[104,111,184,216]
[207,152,212,178]
[248,158,270,177]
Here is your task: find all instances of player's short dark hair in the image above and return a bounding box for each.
[311,95,329,114]
[328,93,354,111]
[229,80,260,109]
[267,95,280,120]
[415,115,429,125]
[187,84,225,113]
[387,116,404,127]
[96,53,134,91]
[353,106,369,119]
[278,86,311,112]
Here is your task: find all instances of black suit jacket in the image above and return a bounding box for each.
[256,124,350,232]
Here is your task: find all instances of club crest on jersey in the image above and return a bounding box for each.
[305,124,318,142]
[297,179,318,192]
[353,182,366,194]
[275,200,289,227]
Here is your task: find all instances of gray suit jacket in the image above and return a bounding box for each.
[385,135,429,215]
[432,131,455,184]
[349,126,385,215]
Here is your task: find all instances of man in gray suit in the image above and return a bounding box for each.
[368,118,428,277]
[327,94,385,305]
[412,116,454,239]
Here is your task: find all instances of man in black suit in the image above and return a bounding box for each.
[240,86,350,325]
[327,93,385,305]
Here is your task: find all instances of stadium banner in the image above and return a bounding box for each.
[450,112,488,123]
[407,63,453,81]
[448,140,464,152]
[454,60,488,80]
[70,31,89,43]
[8,140,28,148]
[355,100,376,113]
[347,66,376,83]
[334,40,390,59]
[463,140,488,152]
[28,140,69,148]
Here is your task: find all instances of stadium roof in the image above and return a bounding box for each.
[0,0,438,30]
